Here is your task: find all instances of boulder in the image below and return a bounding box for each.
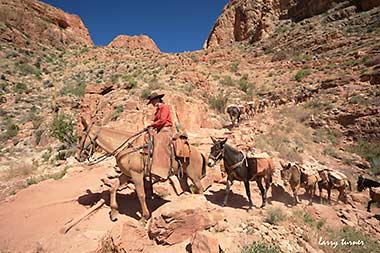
[148,195,223,245]
[108,35,160,52]
[102,219,154,253]
[191,231,220,253]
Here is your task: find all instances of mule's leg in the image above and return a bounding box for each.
[292,186,301,204]
[131,170,150,220]
[244,179,254,209]
[178,174,191,193]
[318,183,323,204]
[257,177,267,208]
[367,200,374,212]
[190,177,204,194]
[222,179,233,207]
[327,187,332,204]
[109,177,120,222]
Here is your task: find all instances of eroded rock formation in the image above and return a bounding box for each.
[108,35,160,52]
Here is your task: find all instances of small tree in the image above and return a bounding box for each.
[50,114,76,146]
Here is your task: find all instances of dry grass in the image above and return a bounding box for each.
[0,162,35,181]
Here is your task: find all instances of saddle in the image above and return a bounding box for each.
[172,133,191,159]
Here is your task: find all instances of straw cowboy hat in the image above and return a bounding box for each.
[146,92,165,105]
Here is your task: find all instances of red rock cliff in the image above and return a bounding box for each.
[0,0,93,48]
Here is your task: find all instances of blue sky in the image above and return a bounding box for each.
[41,0,228,52]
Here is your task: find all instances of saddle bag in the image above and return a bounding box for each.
[173,135,191,158]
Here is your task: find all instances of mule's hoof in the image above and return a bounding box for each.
[109,210,119,222]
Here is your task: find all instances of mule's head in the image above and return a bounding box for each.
[357,175,365,192]
[207,136,227,167]
[279,161,292,186]
[74,117,95,162]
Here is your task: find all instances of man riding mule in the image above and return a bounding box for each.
[74,93,206,221]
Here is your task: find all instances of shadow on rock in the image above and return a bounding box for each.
[77,189,169,220]
[205,189,250,209]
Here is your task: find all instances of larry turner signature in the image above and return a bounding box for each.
[318,237,364,249]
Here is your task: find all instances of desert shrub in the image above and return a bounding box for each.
[50,114,76,145]
[122,74,138,89]
[323,146,340,159]
[140,88,151,99]
[238,75,254,93]
[18,63,40,76]
[13,82,28,94]
[111,105,124,121]
[219,76,234,86]
[35,129,44,145]
[0,162,35,180]
[294,69,311,81]
[1,119,19,141]
[230,62,239,72]
[60,82,86,97]
[242,241,280,253]
[266,207,286,225]
[292,210,318,227]
[347,140,380,175]
[348,95,368,105]
[208,92,228,113]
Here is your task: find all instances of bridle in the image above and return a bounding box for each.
[208,147,225,165]
[209,144,247,170]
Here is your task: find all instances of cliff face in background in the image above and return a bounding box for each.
[0,0,93,48]
[108,35,161,52]
[204,0,380,48]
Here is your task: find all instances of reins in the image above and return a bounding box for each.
[211,145,247,171]
[86,128,149,165]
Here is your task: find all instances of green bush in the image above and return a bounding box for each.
[122,75,138,89]
[208,92,228,113]
[242,241,280,253]
[219,76,234,86]
[111,105,124,121]
[230,62,239,72]
[348,140,380,175]
[266,207,286,225]
[140,88,151,99]
[13,82,28,94]
[60,82,86,97]
[50,114,76,145]
[294,69,311,81]
[1,119,19,141]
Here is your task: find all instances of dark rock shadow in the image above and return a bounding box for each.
[77,188,169,220]
[267,184,294,207]
[205,189,250,210]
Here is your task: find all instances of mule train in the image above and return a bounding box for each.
[280,161,352,205]
[75,119,376,222]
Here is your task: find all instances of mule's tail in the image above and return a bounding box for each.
[201,153,207,178]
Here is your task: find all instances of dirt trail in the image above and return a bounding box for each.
[0,162,123,253]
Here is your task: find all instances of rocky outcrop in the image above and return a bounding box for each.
[0,0,93,48]
[108,35,160,52]
[204,0,380,48]
[148,195,223,245]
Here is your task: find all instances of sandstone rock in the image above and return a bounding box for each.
[0,0,93,48]
[108,35,160,52]
[191,231,220,253]
[148,195,223,245]
[101,219,154,253]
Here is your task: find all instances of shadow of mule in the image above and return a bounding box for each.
[205,189,253,209]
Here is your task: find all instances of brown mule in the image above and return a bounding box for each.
[75,118,206,221]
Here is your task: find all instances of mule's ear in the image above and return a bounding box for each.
[210,136,217,144]
[287,163,292,169]
[81,116,88,131]
[220,138,228,145]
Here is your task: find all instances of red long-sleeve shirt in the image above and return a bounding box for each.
[150,103,173,130]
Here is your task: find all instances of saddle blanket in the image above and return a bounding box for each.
[329,171,347,181]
